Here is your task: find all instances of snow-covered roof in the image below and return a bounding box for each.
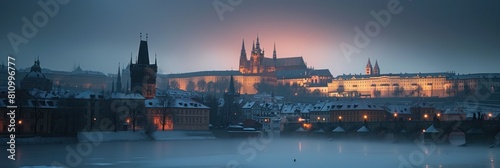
[110,93,145,99]
[242,101,256,109]
[386,105,411,114]
[74,91,104,99]
[281,103,295,114]
[145,98,208,109]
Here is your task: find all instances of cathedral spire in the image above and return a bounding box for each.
[240,39,247,63]
[130,52,133,65]
[252,40,255,51]
[255,34,261,50]
[273,42,277,60]
[116,63,122,93]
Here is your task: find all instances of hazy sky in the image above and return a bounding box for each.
[1,0,499,76]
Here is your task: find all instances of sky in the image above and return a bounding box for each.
[1,0,499,76]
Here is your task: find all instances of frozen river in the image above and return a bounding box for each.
[2,138,498,168]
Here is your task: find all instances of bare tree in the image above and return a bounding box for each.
[157,92,174,131]
[186,80,196,92]
[197,79,207,92]
[169,80,180,90]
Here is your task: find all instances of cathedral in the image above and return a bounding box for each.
[239,36,307,74]
[130,33,158,99]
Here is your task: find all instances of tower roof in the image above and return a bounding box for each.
[366,58,372,68]
[137,40,150,65]
[374,60,379,69]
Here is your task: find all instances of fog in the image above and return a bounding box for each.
[3,137,497,168]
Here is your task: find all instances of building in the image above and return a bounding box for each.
[328,58,500,98]
[239,36,307,74]
[20,58,52,91]
[130,33,158,99]
[145,97,210,130]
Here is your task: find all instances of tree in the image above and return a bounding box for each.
[169,80,180,90]
[186,80,196,92]
[413,85,423,97]
[253,82,274,94]
[157,93,174,131]
[393,86,405,97]
[207,81,215,93]
[197,79,207,92]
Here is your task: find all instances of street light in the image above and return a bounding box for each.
[424,114,428,120]
[363,115,367,122]
[488,113,492,120]
[338,116,342,122]
[18,120,22,124]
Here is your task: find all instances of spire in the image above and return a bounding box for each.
[116,63,122,93]
[252,40,255,51]
[374,60,380,75]
[155,53,157,65]
[240,39,247,64]
[255,34,260,50]
[137,33,150,65]
[273,42,277,60]
[366,58,373,75]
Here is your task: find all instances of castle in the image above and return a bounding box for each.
[239,36,307,74]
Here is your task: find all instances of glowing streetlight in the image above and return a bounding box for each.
[126,119,130,124]
[18,120,22,124]
[93,117,97,121]
[437,113,441,117]
[424,114,428,120]
[338,116,342,122]
[363,115,367,119]
[394,113,398,117]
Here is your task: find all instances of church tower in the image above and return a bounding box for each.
[116,64,122,93]
[130,33,157,99]
[373,60,380,75]
[365,58,373,75]
[250,35,264,74]
[239,39,248,73]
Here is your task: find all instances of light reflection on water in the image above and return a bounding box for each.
[3,139,498,167]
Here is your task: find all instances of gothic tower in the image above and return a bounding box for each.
[366,58,373,75]
[239,39,248,73]
[373,60,380,75]
[130,33,157,99]
[116,64,122,93]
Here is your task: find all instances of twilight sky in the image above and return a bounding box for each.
[1,0,499,76]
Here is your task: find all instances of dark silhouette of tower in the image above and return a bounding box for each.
[223,75,240,125]
[130,33,157,99]
[116,64,122,93]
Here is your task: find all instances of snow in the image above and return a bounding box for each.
[357,126,370,133]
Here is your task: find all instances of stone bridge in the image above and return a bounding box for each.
[282,120,500,145]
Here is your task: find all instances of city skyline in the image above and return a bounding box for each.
[1,0,500,76]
